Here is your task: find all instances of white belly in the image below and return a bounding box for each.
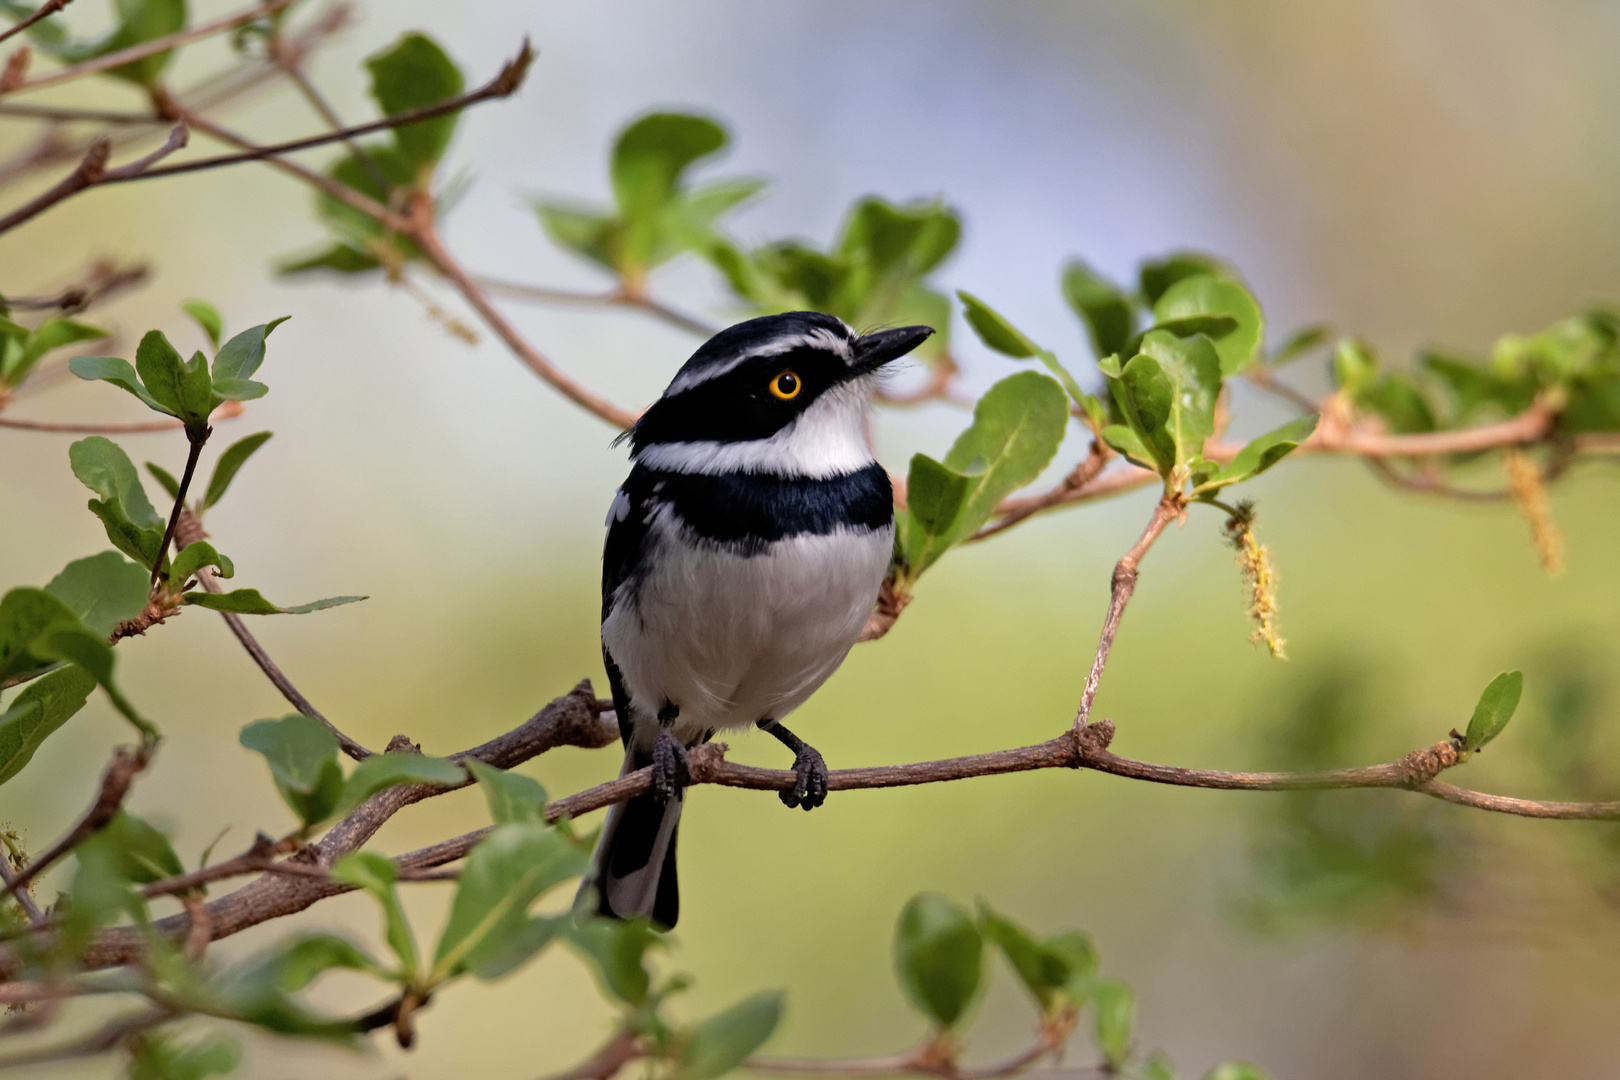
[602,515,893,747]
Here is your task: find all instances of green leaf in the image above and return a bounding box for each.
[899,453,971,577]
[128,1032,240,1080]
[44,551,149,637]
[331,851,419,978]
[1100,424,1159,472]
[135,330,215,427]
[1152,274,1264,377]
[1270,325,1330,367]
[1089,976,1136,1070]
[209,377,268,402]
[240,715,344,828]
[956,292,1086,401]
[366,33,466,171]
[256,933,386,993]
[1139,251,1226,306]
[69,436,165,567]
[68,354,169,415]
[277,243,384,276]
[564,917,661,1006]
[87,811,184,884]
[1043,931,1100,1005]
[612,112,727,223]
[893,893,983,1030]
[979,906,1075,1011]
[4,318,107,387]
[534,203,618,272]
[899,372,1069,577]
[1062,259,1137,359]
[0,665,96,787]
[211,317,288,384]
[1464,670,1524,752]
[678,991,785,1080]
[202,431,272,510]
[1199,415,1319,492]
[146,461,181,500]
[169,541,234,585]
[938,372,1070,529]
[432,821,589,981]
[181,590,366,615]
[467,758,548,824]
[181,299,223,350]
[957,290,1039,358]
[1359,372,1437,435]
[1201,1065,1272,1080]
[1331,338,1377,396]
[1135,331,1222,475]
[335,752,465,818]
[1140,1051,1179,1080]
[0,587,150,736]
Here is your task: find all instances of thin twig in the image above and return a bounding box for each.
[3,746,149,900]
[268,29,390,192]
[171,106,406,229]
[178,508,372,760]
[476,278,719,338]
[0,860,45,928]
[971,440,1109,542]
[0,2,349,190]
[1074,497,1179,729]
[2,258,148,312]
[0,102,156,124]
[0,122,186,235]
[117,43,535,183]
[532,1029,645,1080]
[0,0,75,49]
[0,1006,172,1069]
[410,204,640,429]
[0,0,294,96]
[0,400,242,434]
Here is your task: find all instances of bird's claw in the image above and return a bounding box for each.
[652,727,690,803]
[780,745,828,811]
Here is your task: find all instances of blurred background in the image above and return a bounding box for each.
[5,1,1620,1077]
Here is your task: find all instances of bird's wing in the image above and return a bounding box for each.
[601,467,658,747]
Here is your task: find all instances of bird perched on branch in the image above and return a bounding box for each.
[584,311,934,928]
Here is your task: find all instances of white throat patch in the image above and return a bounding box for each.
[635,377,875,478]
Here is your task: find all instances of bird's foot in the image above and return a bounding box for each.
[651,726,690,804]
[781,744,829,811]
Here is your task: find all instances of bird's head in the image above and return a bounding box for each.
[626,312,933,476]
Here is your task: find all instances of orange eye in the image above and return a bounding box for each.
[769,370,802,400]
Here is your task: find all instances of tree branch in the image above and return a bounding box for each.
[0,122,185,235]
[39,683,615,974]
[0,860,46,928]
[1074,498,1180,729]
[408,204,641,429]
[0,0,294,96]
[1,258,148,313]
[0,400,242,434]
[475,277,719,338]
[0,0,75,49]
[116,42,535,183]
[3,745,149,900]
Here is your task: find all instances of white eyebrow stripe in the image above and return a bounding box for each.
[664,325,854,396]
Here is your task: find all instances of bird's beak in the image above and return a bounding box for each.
[850,325,935,376]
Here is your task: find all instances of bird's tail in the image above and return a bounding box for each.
[581,746,682,928]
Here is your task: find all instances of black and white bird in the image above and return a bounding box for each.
[585,311,934,928]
